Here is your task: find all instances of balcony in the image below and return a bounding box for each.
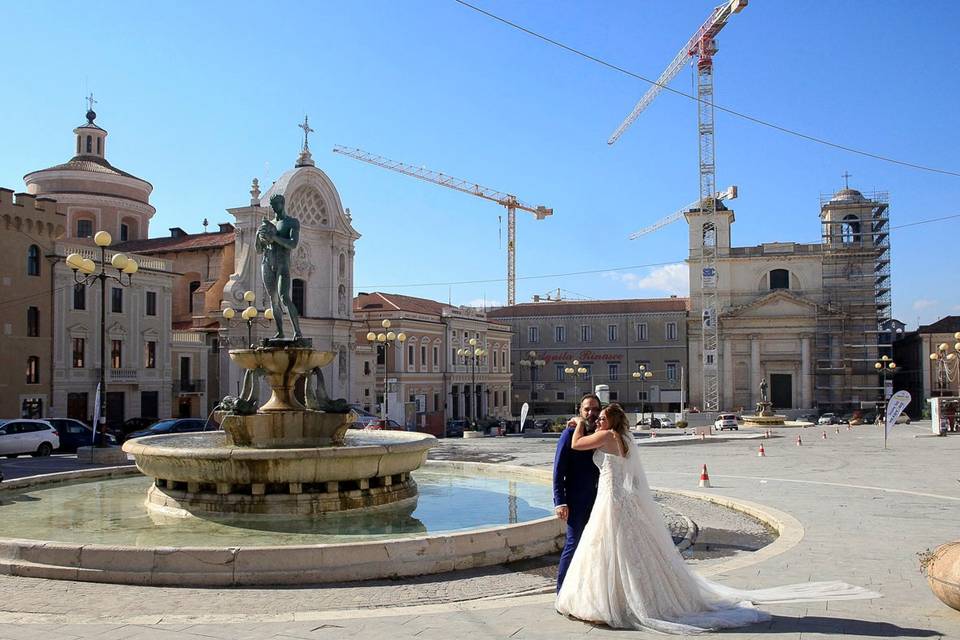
[174,379,206,394]
[95,368,139,383]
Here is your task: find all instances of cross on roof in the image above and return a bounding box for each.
[299,115,314,152]
[841,171,852,189]
[86,93,97,112]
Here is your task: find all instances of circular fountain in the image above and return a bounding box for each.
[123,342,435,518]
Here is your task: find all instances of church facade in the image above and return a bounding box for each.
[686,188,892,413]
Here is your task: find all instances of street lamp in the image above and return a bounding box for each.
[222,290,275,348]
[929,333,960,396]
[66,231,139,445]
[518,350,545,426]
[564,359,588,412]
[874,355,897,401]
[365,319,407,421]
[632,365,653,424]
[458,338,487,428]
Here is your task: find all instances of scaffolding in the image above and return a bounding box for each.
[814,190,891,411]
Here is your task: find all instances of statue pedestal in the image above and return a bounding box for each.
[218,410,354,448]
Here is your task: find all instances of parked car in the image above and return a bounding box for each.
[714,413,739,431]
[44,418,116,451]
[348,405,381,428]
[877,413,911,424]
[0,419,61,457]
[126,418,211,440]
[797,413,818,423]
[445,419,469,438]
[364,419,404,431]
[818,413,839,425]
[654,416,675,429]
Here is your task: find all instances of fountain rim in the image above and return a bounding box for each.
[0,462,801,587]
[122,429,435,459]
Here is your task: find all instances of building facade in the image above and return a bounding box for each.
[487,298,688,416]
[686,187,891,413]
[21,108,180,425]
[894,316,960,417]
[0,190,64,418]
[353,293,513,431]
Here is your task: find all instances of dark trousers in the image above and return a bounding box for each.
[557,508,590,592]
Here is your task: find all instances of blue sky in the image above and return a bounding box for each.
[4,1,958,327]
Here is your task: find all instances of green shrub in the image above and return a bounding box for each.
[675,420,688,429]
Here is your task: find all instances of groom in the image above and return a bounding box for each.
[553,393,602,591]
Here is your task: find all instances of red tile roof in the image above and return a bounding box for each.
[487,297,689,318]
[354,292,447,316]
[116,230,234,254]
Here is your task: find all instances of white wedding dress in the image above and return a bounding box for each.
[555,437,880,634]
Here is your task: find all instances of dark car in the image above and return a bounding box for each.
[126,418,212,440]
[445,419,468,438]
[44,418,116,451]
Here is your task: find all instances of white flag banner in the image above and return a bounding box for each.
[884,390,911,447]
[91,382,102,444]
[520,402,529,433]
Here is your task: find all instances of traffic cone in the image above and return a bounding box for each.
[835,427,840,435]
[700,432,706,441]
[650,431,657,439]
[758,443,766,457]
[821,431,827,440]
[796,434,803,446]
[698,464,711,488]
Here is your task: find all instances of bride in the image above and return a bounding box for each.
[555,403,880,634]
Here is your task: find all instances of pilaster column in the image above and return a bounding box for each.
[750,335,761,406]
[801,335,812,408]
[722,338,734,410]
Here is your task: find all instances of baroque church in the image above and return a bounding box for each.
[685,186,892,414]
[15,105,361,423]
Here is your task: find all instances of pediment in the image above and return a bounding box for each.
[107,321,128,337]
[723,290,823,319]
[66,322,89,335]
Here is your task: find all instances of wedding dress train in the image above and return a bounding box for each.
[555,437,879,634]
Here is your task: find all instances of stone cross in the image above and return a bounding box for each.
[299,115,314,152]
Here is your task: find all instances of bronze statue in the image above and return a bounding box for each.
[759,378,768,403]
[256,194,303,339]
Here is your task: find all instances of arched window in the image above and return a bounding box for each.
[702,222,716,247]
[841,214,860,244]
[27,245,41,276]
[96,137,101,155]
[188,281,201,314]
[76,136,81,154]
[120,223,129,242]
[292,278,305,316]
[769,269,790,290]
[76,219,93,238]
[26,356,40,384]
[339,253,346,280]
[86,135,92,153]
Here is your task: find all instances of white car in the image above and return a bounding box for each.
[656,417,675,428]
[714,413,739,431]
[817,413,838,425]
[0,419,60,457]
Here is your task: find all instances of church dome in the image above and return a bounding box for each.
[830,188,865,203]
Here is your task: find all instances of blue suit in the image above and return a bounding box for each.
[553,425,600,591]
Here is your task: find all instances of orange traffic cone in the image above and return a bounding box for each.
[796,434,803,446]
[700,432,706,441]
[698,464,711,488]
[821,431,827,440]
[758,443,766,457]
[650,431,657,439]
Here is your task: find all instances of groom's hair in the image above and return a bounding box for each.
[579,393,601,410]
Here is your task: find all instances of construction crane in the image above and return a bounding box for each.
[628,186,737,240]
[609,0,748,414]
[332,145,552,306]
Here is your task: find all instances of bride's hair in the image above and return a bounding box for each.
[603,403,630,457]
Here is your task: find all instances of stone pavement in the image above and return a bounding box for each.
[1,421,958,639]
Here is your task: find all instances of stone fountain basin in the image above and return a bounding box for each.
[123,430,434,486]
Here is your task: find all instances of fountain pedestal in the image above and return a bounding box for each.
[741,401,787,427]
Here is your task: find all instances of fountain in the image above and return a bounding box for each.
[124,339,436,518]
[740,379,787,427]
